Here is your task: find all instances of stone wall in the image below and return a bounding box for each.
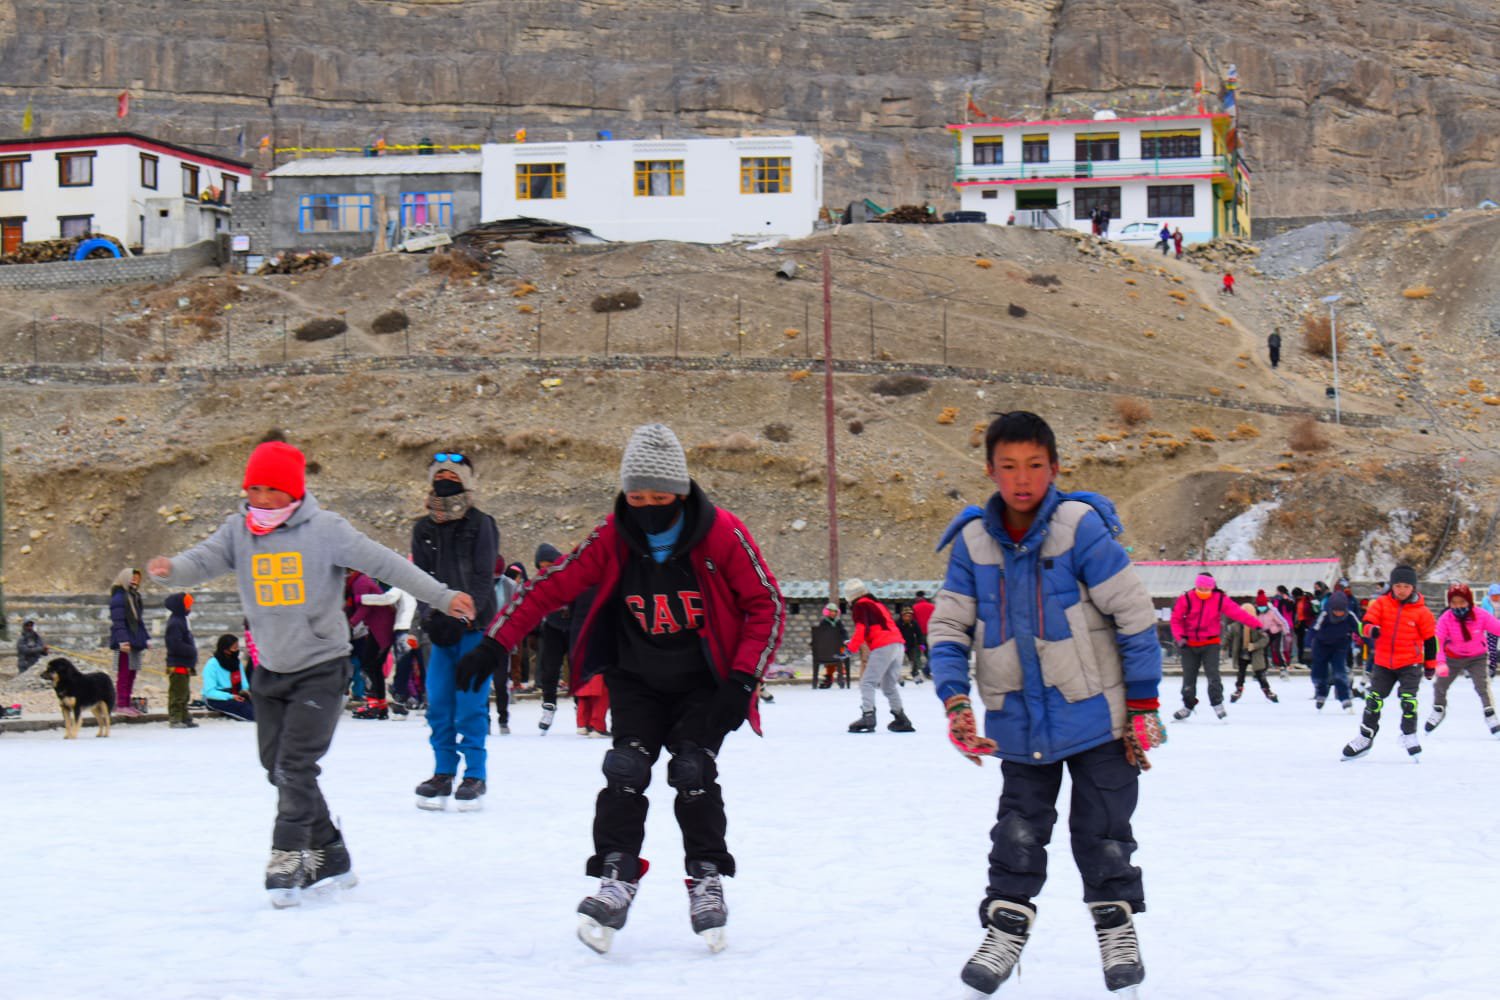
[230,191,274,259]
[0,239,221,291]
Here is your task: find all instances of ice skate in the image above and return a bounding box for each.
[1171,706,1193,721]
[1486,709,1500,737]
[1341,700,1354,713]
[305,835,358,894]
[961,899,1034,995]
[352,700,388,720]
[1212,702,1227,721]
[265,848,309,909]
[1315,697,1325,710]
[454,777,486,812]
[1263,687,1279,703]
[1424,705,1445,733]
[685,860,728,953]
[887,711,915,733]
[1341,730,1373,761]
[1229,686,1244,704]
[1401,732,1421,761]
[577,854,643,955]
[1089,901,1145,996]
[848,709,876,733]
[539,702,556,733]
[414,773,454,811]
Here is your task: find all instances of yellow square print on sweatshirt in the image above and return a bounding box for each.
[252,552,306,607]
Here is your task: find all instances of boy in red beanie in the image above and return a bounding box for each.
[148,440,476,907]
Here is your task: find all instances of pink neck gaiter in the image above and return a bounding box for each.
[246,500,301,536]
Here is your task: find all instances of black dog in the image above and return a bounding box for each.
[41,657,115,739]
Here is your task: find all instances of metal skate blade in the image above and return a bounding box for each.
[577,915,615,954]
[306,871,359,895]
[698,926,728,954]
[415,796,449,811]
[455,798,484,812]
[1111,987,1141,999]
[267,887,301,909]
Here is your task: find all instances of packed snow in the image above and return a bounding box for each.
[1204,501,1280,561]
[5,680,1498,1000]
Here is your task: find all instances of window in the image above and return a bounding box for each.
[223,175,238,203]
[981,189,998,200]
[59,215,93,238]
[1074,133,1120,162]
[1140,131,1202,159]
[140,154,158,189]
[1073,187,1122,221]
[57,152,94,187]
[182,164,200,198]
[1147,184,1195,218]
[399,191,454,229]
[1022,136,1050,163]
[1015,189,1057,211]
[972,139,1003,166]
[516,162,565,200]
[297,194,374,233]
[634,159,684,197]
[740,156,792,193]
[1,156,27,191]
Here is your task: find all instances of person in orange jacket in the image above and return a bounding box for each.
[1341,565,1436,761]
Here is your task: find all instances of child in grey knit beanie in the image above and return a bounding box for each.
[620,423,690,495]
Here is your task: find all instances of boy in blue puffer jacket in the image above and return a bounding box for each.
[929,411,1164,997]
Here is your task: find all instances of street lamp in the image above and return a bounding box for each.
[1321,293,1343,424]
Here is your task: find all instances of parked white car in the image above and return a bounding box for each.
[1116,221,1167,245]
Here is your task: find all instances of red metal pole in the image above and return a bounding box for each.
[822,248,840,603]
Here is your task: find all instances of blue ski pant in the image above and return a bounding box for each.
[1309,643,1352,702]
[425,631,492,780]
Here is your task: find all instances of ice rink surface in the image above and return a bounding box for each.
[5,677,1497,1000]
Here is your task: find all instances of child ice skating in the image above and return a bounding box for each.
[1169,572,1265,720]
[1228,601,1278,704]
[928,411,1164,997]
[1307,591,1360,710]
[843,579,914,733]
[1341,565,1436,761]
[452,423,783,955]
[1427,583,1500,736]
[148,441,475,907]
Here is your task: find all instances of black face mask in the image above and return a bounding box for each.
[1454,606,1472,619]
[432,479,466,497]
[630,498,683,535]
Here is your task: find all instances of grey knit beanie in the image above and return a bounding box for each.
[620,423,690,495]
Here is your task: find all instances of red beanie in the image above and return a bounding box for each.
[1255,589,1268,606]
[242,441,306,498]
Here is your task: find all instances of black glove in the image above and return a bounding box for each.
[1423,666,1435,681]
[706,671,757,736]
[455,636,506,693]
[1366,624,1380,641]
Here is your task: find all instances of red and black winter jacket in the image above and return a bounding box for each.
[846,595,903,653]
[484,482,784,734]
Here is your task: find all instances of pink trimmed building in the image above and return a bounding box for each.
[946,111,1251,244]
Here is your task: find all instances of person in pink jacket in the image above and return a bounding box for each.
[1169,572,1266,720]
[1427,583,1500,736]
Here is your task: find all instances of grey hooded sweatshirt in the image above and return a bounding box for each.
[154,491,460,674]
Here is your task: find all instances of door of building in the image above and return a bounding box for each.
[1,218,22,255]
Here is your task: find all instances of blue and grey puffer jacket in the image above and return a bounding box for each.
[929,486,1161,764]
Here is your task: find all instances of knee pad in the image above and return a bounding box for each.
[1365,691,1384,713]
[602,741,652,794]
[1399,691,1418,718]
[667,743,716,798]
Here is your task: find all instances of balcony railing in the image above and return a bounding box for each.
[956,155,1229,183]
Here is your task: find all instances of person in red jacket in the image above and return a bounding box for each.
[1342,565,1437,761]
[453,423,784,956]
[911,589,936,681]
[843,580,914,733]
[1169,572,1266,720]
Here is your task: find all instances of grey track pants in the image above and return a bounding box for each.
[860,642,905,714]
[1433,654,1493,711]
[251,656,352,850]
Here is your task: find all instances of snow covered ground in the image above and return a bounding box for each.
[5,679,1498,1000]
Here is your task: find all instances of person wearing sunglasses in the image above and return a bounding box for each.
[410,452,501,812]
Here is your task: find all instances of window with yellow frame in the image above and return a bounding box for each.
[739,156,791,194]
[635,159,684,197]
[516,162,565,200]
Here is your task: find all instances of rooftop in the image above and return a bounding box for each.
[267,153,481,178]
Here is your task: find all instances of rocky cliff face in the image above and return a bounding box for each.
[1,0,1497,217]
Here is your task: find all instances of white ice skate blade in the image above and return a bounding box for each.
[415,796,449,811]
[1339,750,1370,762]
[577,915,615,954]
[267,887,301,909]
[698,926,728,954]
[454,797,484,812]
[1111,987,1141,999]
[306,871,359,894]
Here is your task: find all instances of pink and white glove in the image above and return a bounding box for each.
[1436,661,1449,678]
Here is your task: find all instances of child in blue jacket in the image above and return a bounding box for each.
[929,411,1164,997]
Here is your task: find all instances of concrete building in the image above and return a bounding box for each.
[947,112,1250,244]
[0,132,249,254]
[479,135,822,243]
[263,154,482,255]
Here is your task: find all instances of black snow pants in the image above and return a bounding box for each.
[1179,642,1224,708]
[1361,664,1422,739]
[252,656,352,850]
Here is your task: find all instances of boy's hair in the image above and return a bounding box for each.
[984,411,1058,465]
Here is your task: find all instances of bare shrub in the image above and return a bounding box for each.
[870,374,930,396]
[294,318,347,342]
[763,422,792,443]
[1302,314,1343,358]
[1026,273,1061,287]
[700,431,757,452]
[428,249,487,280]
[1113,396,1152,426]
[591,289,642,313]
[1189,426,1218,442]
[370,309,409,335]
[1288,417,1330,452]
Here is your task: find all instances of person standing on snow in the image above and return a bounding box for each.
[843,580,914,733]
[1426,583,1500,737]
[108,567,151,717]
[810,604,850,688]
[1306,591,1360,711]
[1341,565,1436,761]
[163,592,199,729]
[1227,601,1277,704]
[531,542,573,734]
[1169,573,1266,720]
[347,571,399,719]
[410,452,500,811]
[451,423,784,956]
[929,410,1164,998]
[147,441,475,906]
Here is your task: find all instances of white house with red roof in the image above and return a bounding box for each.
[0,132,251,255]
[946,111,1251,245]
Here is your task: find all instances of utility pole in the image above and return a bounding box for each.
[822,248,840,604]
[0,427,8,638]
[1321,293,1343,425]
